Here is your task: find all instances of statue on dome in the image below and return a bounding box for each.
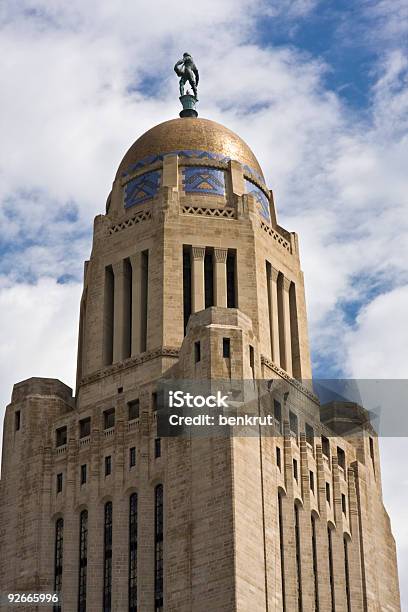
[174,53,199,99]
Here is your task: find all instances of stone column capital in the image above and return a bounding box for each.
[192,246,206,260]
[112,259,130,277]
[129,252,142,268]
[213,247,228,263]
[269,265,279,282]
[282,276,291,292]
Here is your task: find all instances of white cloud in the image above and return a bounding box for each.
[345,285,408,378]
[0,279,81,459]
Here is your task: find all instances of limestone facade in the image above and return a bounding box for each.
[0,117,401,611]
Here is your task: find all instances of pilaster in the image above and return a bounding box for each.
[191,246,205,313]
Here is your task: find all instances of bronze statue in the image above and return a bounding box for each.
[174,53,199,99]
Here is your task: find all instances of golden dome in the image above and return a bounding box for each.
[117,117,264,180]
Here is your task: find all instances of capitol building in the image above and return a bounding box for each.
[0,100,401,611]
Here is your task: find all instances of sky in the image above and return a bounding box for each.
[1,0,407,605]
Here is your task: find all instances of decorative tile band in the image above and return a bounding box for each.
[122,149,231,177]
[122,149,264,184]
[245,179,271,222]
[124,170,161,208]
[183,167,226,196]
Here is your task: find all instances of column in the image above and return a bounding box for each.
[112,260,131,363]
[130,253,143,356]
[214,248,228,307]
[192,246,205,312]
[282,276,293,375]
[267,265,280,365]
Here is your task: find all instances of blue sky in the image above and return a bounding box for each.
[0,0,407,606]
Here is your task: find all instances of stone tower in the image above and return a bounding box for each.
[0,114,401,612]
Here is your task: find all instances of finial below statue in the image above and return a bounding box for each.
[174,53,199,118]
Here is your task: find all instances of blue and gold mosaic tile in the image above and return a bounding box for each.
[245,179,271,222]
[124,170,161,208]
[183,167,226,196]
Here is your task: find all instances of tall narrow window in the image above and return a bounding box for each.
[140,251,149,352]
[56,426,67,447]
[53,518,63,612]
[222,337,230,358]
[129,493,138,612]
[183,246,192,334]
[249,345,255,378]
[294,504,303,612]
[337,447,346,471]
[128,400,140,421]
[276,446,282,470]
[155,485,164,611]
[226,250,237,308]
[369,437,375,474]
[311,515,319,611]
[322,436,330,459]
[194,341,201,363]
[104,408,115,430]
[266,261,273,355]
[105,456,112,477]
[15,410,21,431]
[79,417,91,438]
[123,258,132,359]
[278,493,286,611]
[277,273,286,369]
[306,423,314,448]
[309,471,315,493]
[103,502,113,612]
[328,527,335,611]
[274,400,282,424]
[293,459,298,483]
[80,464,87,485]
[289,411,298,436]
[78,510,88,612]
[289,281,301,379]
[56,473,63,494]
[130,447,136,468]
[344,536,351,612]
[103,265,114,366]
[204,248,214,308]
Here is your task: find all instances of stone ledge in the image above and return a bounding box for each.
[80,346,180,386]
[261,356,319,404]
